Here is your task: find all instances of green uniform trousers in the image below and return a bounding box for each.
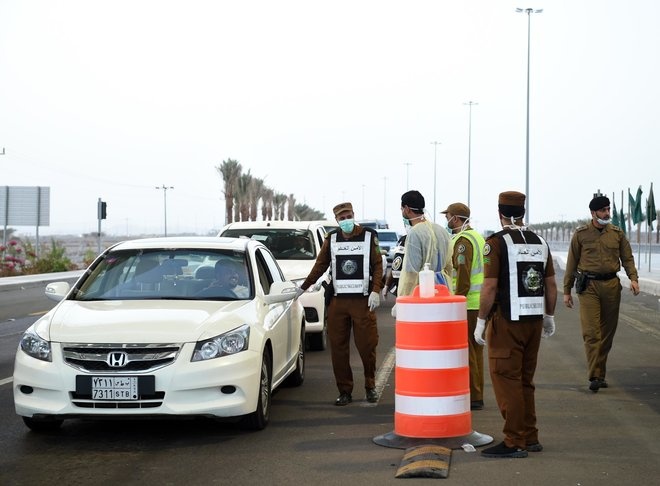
[577,277,622,381]
[487,311,542,449]
[327,295,379,394]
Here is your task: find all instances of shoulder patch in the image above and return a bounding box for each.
[457,243,466,253]
[483,243,491,256]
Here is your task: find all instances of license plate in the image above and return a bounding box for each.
[91,376,139,400]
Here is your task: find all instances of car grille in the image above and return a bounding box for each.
[62,343,182,373]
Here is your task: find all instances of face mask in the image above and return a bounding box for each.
[596,217,611,226]
[338,219,355,233]
[445,216,455,234]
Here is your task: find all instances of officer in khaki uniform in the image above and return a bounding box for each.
[475,191,557,458]
[563,194,640,392]
[442,202,486,411]
[298,202,383,406]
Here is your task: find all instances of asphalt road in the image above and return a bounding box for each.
[0,267,659,485]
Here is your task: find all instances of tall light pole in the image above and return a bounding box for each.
[404,163,412,190]
[516,7,542,224]
[430,141,441,222]
[463,102,478,207]
[156,185,174,236]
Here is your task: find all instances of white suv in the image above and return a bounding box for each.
[219,221,329,351]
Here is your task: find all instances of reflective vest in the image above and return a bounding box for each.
[330,229,373,296]
[494,229,549,321]
[451,228,485,310]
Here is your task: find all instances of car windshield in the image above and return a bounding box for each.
[72,248,252,301]
[377,231,398,243]
[221,228,316,261]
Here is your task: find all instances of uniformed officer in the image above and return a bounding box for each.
[475,191,557,458]
[563,194,640,392]
[297,202,383,406]
[442,202,487,411]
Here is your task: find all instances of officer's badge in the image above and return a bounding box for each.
[522,266,543,294]
[392,255,403,271]
[457,243,466,253]
[483,243,491,256]
[341,259,358,275]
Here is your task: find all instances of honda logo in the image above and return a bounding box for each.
[107,352,129,368]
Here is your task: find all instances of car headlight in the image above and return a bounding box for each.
[192,324,250,361]
[20,328,52,362]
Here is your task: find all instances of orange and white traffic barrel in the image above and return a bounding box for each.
[394,284,470,438]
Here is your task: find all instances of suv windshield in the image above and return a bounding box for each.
[221,228,316,261]
[72,249,251,301]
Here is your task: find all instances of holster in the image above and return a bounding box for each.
[574,270,588,294]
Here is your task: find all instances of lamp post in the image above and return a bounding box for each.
[516,7,542,224]
[156,185,174,236]
[404,162,412,190]
[463,102,478,207]
[430,141,441,222]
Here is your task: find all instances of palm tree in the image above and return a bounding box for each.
[237,172,252,222]
[248,177,265,221]
[287,194,296,221]
[216,159,242,224]
[261,188,274,221]
[273,193,287,220]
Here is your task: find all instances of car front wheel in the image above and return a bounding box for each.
[240,348,272,431]
[284,322,305,387]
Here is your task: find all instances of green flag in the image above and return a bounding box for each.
[647,183,656,231]
[612,200,621,228]
[632,186,644,224]
[620,206,626,235]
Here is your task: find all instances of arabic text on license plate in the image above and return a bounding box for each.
[92,376,138,400]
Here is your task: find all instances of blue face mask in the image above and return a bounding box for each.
[338,219,355,233]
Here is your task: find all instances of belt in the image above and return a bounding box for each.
[584,272,618,281]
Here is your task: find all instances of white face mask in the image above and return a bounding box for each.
[596,216,611,226]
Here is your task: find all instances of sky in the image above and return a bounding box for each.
[1,0,659,239]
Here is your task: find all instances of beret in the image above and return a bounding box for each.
[589,196,610,211]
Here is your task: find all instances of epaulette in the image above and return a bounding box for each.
[575,225,588,232]
[609,225,623,233]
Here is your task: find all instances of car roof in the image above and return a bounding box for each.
[220,220,325,232]
[108,236,254,252]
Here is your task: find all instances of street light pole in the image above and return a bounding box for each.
[516,7,542,224]
[430,141,441,222]
[463,102,478,207]
[156,185,174,236]
[404,163,412,190]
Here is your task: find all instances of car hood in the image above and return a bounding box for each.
[275,260,317,281]
[41,300,248,343]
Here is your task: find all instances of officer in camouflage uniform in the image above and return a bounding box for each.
[563,194,640,392]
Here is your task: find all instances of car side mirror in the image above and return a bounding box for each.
[45,282,71,302]
[263,281,299,304]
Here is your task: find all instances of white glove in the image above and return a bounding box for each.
[391,304,397,318]
[474,318,486,346]
[311,281,323,292]
[381,286,389,300]
[294,286,305,300]
[368,291,380,311]
[542,314,555,338]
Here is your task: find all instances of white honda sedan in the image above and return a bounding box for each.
[13,237,305,432]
